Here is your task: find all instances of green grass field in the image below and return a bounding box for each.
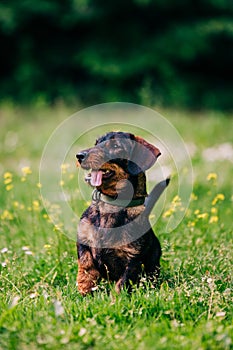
[0,104,232,350]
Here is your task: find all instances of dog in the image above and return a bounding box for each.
[76,131,169,295]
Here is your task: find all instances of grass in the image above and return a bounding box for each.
[0,103,232,350]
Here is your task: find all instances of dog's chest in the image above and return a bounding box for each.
[78,202,144,247]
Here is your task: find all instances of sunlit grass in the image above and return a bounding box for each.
[0,104,232,349]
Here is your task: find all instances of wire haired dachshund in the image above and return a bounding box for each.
[76,131,169,295]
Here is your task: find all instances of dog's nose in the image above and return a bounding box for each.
[76,152,87,163]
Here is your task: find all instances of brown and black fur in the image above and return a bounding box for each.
[76,131,162,295]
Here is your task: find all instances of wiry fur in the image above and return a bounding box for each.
[76,132,163,295]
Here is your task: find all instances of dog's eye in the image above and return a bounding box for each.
[113,144,119,149]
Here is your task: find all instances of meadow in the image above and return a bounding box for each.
[0,103,232,350]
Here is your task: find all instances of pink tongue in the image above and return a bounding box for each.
[91,170,103,187]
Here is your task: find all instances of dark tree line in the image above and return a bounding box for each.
[0,0,232,109]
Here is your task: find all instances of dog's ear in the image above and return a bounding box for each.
[128,136,161,175]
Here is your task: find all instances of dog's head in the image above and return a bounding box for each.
[76,132,161,197]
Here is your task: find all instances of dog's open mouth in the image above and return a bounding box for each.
[85,169,115,187]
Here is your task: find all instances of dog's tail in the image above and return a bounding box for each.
[143,178,170,218]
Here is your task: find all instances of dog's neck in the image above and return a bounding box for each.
[92,189,145,207]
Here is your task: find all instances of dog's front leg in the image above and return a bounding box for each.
[77,245,100,296]
[115,259,142,294]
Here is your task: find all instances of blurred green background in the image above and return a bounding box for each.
[0,0,232,109]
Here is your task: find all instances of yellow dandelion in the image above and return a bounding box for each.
[217,193,224,201]
[53,223,63,232]
[20,204,25,210]
[207,173,217,181]
[209,216,219,224]
[211,207,218,214]
[163,208,175,218]
[171,195,182,210]
[6,184,14,191]
[197,213,208,219]
[27,207,32,211]
[4,172,12,179]
[190,193,198,201]
[21,166,32,176]
[1,210,13,220]
[61,163,70,174]
[69,174,74,180]
[61,163,70,170]
[188,221,195,227]
[212,197,217,206]
[172,195,181,204]
[194,209,200,215]
[43,213,48,219]
[212,193,225,206]
[44,244,51,249]
[33,200,40,211]
[60,180,64,186]
[13,201,19,208]
[21,177,26,182]
[4,178,12,185]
